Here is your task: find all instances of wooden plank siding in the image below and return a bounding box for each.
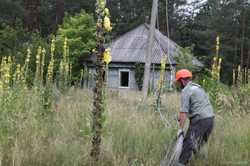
[86,64,172,91]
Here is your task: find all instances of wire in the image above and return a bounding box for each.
[166,0,175,89]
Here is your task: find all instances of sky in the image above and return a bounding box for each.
[187,0,207,3]
[180,0,207,15]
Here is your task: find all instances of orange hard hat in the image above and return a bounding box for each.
[175,69,192,81]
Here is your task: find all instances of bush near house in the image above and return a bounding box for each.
[56,10,96,81]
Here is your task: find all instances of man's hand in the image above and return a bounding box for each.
[177,129,184,138]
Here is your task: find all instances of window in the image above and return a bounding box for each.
[119,70,130,88]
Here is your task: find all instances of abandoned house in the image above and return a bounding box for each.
[83,24,202,90]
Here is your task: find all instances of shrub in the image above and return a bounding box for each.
[56,10,96,80]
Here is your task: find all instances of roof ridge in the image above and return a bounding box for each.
[148,25,176,65]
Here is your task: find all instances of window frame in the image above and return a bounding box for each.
[119,69,130,89]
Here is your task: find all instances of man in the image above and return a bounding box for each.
[175,69,214,165]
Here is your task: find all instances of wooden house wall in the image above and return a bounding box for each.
[86,64,173,91]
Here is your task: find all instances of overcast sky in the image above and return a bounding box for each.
[177,0,207,15]
[187,0,207,3]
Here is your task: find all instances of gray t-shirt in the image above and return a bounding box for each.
[181,82,214,121]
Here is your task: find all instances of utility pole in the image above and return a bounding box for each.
[142,0,158,98]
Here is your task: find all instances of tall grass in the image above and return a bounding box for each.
[0,87,249,165]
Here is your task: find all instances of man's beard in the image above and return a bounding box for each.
[180,82,185,89]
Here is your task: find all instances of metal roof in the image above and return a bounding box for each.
[87,23,203,67]
[108,24,178,65]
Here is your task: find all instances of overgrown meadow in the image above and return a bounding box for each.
[0,83,250,165]
[0,27,249,166]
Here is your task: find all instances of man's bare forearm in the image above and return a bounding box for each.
[179,112,187,129]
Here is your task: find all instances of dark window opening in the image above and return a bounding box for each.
[120,71,129,87]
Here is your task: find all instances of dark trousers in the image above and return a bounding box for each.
[179,117,214,165]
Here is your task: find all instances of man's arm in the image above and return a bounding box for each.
[179,112,188,129]
[179,90,190,129]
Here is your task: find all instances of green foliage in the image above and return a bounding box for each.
[174,45,201,72]
[198,75,226,111]
[134,63,144,90]
[0,24,49,83]
[0,0,97,36]
[0,0,23,25]
[198,72,250,115]
[230,85,250,114]
[0,24,26,58]
[188,0,250,84]
[56,10,96,79]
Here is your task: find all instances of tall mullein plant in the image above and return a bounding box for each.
[0,57,12,90]
[91,0,112,162]
[47,36,56,85]
[211,36,222,81]
[209,36,223,109]
[155,57,166,112]
[59,37,70,88]
[35,46,42,85]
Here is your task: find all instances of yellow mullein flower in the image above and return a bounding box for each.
[64,37,68,57]
[103,48,112,64]
[64,37,68,48]
[26,48,31,63]
[47,62,54,84]
[40,48,46,82]
[103,16,112,32]
[202,79,206,87]
[219,58,222,65]
[160,57,167,71]
[47,61,54,83]
[98,0,105,9]
[92,48,97,53]
[158,57,167,88]
[36,46,42,64]
[213,56,217,63]
[104,8,110,16]
[16,64,21,81]
[1,57,11,89]
[238,65,241,73]
[51,36,56,57]
[60,37,71,84]
[7,56,11,63]
[216,36,220,47]
[47,37,56,84]
[216,36,220,54]
[35,46,42,82]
